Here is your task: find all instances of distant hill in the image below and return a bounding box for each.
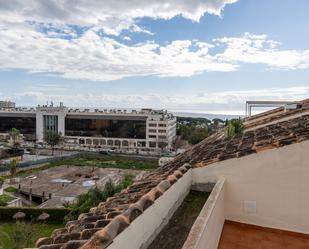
[174,112,243,121]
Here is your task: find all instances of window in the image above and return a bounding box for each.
[149,141,156,148]
[158,129,166,133]
[149,135,156,138]
[159,124,166,127]
[148,129,156,133]
[149,123,157,127]
[158,135,166,139]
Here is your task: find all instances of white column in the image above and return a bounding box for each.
[36,111,44,142]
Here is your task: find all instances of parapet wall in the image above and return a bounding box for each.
[182,179,225,249]
[108,169,192,249]
[193,140,309,234]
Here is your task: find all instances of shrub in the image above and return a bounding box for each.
[65,175,134,221]
[4,186,17,193]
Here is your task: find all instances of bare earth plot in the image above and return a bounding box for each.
[8,165,145,208]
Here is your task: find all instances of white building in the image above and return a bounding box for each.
[0,102,176,153]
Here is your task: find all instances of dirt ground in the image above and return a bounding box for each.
[8,165,146,208]
[148,190,209,249]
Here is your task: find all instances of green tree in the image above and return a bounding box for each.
[44,131,63,155]
[225,118,244,138]
[10,159,17,176]
[188,127,208,144]
[9,128,21,153]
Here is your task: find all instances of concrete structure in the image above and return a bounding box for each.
[0,100,15,108]
[245,100,301,117]
[6,197,22,207]
[193,140,309,234]
[0,102,176,153]
[109,170,192,249]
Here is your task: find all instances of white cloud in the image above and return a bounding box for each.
[0,2,309,82]
[5,86,309,115]
[0,0,237,35]
[215,32,309,69]
[0,27,237,81]
[123,36,131,41]
[1,28,309,81]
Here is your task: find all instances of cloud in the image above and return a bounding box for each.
[6,86,309,115]
[0,2,309,82]
[0,0,237,35]
[0,27,237,81]
[215,33,309,69]
[1,28,309,82]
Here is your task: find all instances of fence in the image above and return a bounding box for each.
[0,153,79,173]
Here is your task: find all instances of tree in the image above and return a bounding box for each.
[0,176,4,189]
[10,159,17,176]
[44,131,63,155]
[9,128,21,153]
[224,118,244,138]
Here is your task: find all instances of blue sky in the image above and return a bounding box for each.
[0,0,309,114]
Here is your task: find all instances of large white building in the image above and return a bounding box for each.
[0,102,177,153]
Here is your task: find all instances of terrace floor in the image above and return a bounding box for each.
[218,221,309,249]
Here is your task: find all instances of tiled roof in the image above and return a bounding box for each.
[34,106,309,249]
[170,113,309,169]
[34,161,192,249]
[244,98,309,129]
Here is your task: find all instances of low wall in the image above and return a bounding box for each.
[0,153,79,173]
[182,179,225,249]
[108,169,192,249]
[193,140,309,234]
[7,198,22,207]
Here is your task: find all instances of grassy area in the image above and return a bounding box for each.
[3,187,17,193]
[2,154,158,180]
[0,195,14,206]
[0,222,63,249]
[49,154,158,171]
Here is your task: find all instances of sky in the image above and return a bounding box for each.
[0,0,309,115]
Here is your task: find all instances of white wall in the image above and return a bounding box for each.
[108,169,192,249]
[193,140,309,234]
[182,179,225,249]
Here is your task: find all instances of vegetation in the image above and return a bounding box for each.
[0,222,63,249]
[0,176,4,185]
[1,153,157,181]
[9,128,21,153]
[65,174,134,221]
[9,159,17,176]
[176,116,226,145]
[49,154,158,171]
[225,118,244,138]
[177,124,209,145]
[44,131,63,155]
[0,207,70,222]
[4,186,17,193]
[0,195,14,207]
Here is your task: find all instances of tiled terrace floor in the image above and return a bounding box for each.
[218,221,309,249]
